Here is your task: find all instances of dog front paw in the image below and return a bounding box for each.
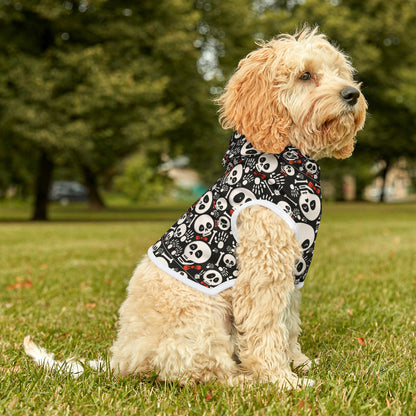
[280,374,315,389]
[292,354,319,373]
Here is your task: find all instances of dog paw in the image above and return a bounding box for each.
[279,374,315,390]
[293,355,319,373]
[298,377,315,388]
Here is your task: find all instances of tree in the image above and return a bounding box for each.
[0,1,197,219]
[157,0,256,184]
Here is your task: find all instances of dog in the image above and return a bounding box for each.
[25,27,366,389]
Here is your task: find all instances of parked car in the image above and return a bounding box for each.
[49,181,89,205]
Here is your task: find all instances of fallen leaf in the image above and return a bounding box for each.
[297,399,312,411]
[355,337,365,346]
[346,308,353,316]
[204,390,213,402]
[85,303,96,309]
[6,280,33,290]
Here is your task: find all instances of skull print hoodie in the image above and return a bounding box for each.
[148,132,322,295]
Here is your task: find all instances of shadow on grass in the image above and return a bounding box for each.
[0,201,194,223]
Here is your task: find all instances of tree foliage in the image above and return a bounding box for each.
[0,0,198,217]
[1,0,415,212]
[114,153,172,203]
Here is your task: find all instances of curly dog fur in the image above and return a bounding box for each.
[25,27,366,388]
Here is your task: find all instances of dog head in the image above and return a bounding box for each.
[218,27,367,159]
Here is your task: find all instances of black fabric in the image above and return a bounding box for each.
[148,132,321,295]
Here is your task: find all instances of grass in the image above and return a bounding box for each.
[0,201,415,415]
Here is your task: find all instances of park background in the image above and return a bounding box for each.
[1,0,416,218]
[1,1,416,415]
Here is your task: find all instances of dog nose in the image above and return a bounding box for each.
[340,87,360,106]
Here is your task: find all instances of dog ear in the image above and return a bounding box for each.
[217,45,292,154]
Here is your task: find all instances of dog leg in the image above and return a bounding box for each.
[232,205,314,388]
[110,257,241,384]
[285,289,316,373]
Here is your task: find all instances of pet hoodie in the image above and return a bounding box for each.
[148,131,322,295]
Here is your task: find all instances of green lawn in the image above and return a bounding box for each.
[1,202,415,415]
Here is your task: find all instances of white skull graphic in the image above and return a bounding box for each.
[293,257,307,277]
[299,191,320,221]
[174,224,187,239]
[223,254,236,268]
[241,141,260,156]
[282,165,295,176]
[305,161,318,176]
[256,154,278,173]
[195,191,213,214]
[193,214,214,236]
[297,222,315,251]
[226,165,243,186]
[181,241,211,264]
[217,215,231,231]
[283,150,299,161]
[228,188,255,207]
[216,197,227,211]
[202,270,223,286]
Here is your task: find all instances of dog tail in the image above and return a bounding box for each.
[23,336,106,378]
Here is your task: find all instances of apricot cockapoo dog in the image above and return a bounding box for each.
[25,28,366,388]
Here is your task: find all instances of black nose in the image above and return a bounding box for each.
[340,87,360,106]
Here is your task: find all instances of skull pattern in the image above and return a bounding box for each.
[226,165,244,185]
[195,191,213,214]
[193,215,214,236]
[299,191,321,221]
[202,270,223,286]
[181,241,211,264]
[256,154,279,173]
[305,160,318,177]
[150,132,321,294]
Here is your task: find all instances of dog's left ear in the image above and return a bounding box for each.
[217,44,292,154]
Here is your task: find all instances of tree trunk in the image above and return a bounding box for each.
[80,163,106,209]
[32,150,54,221]
[379,159,390,203]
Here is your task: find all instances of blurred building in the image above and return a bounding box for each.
[364,159,414,202]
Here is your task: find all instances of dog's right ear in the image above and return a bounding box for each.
[217,45,292,154]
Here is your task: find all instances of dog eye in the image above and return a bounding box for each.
[299,72,312,81]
